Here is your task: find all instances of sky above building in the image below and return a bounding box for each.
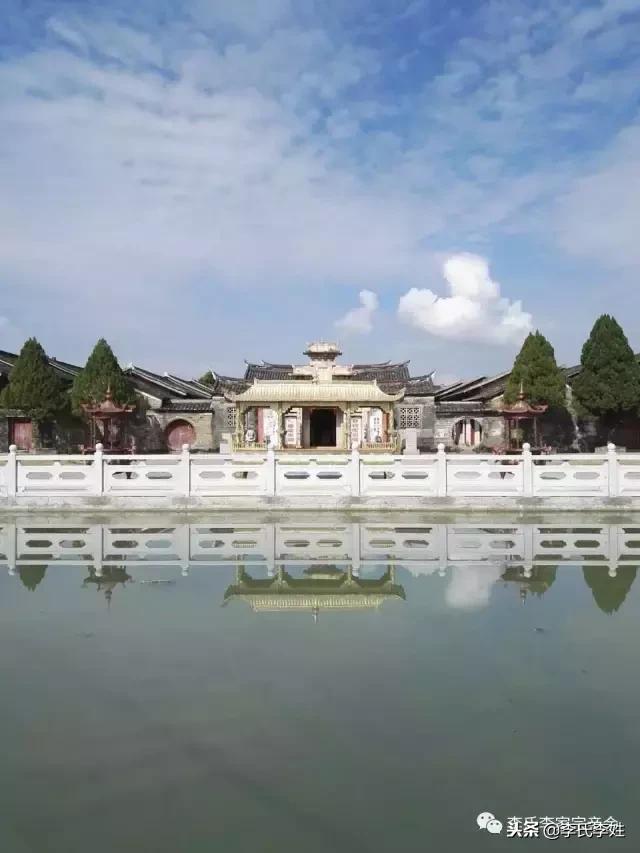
[1,0,639,381]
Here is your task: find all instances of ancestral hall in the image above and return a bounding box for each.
[5,339,634,453]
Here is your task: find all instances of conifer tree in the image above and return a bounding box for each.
[198,370,215,386]
[71,338,136,415]
[0,338,66,421]
[504,331,566,407]
[572,315,640,427]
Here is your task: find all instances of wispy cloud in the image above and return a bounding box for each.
[0,0,638,370]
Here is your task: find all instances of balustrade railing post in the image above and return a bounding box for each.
[266,445,276,496]
[7,444,17,497]
[607,442,618,497]
[94,443,104,495]
[181,444,191,496]
[436,443,447,497]
[522,443,533,497]
[351,442,361,497]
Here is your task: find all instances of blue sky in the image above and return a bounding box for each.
[1,0,639,380]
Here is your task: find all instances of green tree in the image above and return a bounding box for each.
[71,338,136,415]
[198,370,215,386]
[572,315,640,430]
[504,331,566,407]
[0,338,66,421]
[583,566,637,614]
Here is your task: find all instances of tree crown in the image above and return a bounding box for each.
[0,338,67,420]
[70,338,136,415]
[503,331,566,407]
[572,315,640,417]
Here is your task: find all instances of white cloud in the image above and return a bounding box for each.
[335,289,379,333]
[445,564,504,610]
[397,253,532,345]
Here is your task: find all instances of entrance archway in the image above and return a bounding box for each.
[310,409,337,447]
[165,419,196,451]
[453,417,482,448]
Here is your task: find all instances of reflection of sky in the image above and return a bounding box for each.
[2,517,640,852]
[445,564,505,610]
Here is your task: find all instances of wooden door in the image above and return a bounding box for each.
[165,420,196,451]
[9,419,33,451]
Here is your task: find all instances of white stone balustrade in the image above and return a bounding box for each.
[1,442,640,502]
[4,519,640,572]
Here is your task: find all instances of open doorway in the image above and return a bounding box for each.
[310,408,337,447]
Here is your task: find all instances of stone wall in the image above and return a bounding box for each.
[140,411,216,452]
[434,402,505,450]
[395,397,436,451]
[0,416,8,452]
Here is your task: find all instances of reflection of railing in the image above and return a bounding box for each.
[1,442,640,500]
[3,519,639,573]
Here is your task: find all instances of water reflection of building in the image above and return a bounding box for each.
[82,566,132,605]
[4,520,639,615]
[501,565,557,604]
[223,565,405,620]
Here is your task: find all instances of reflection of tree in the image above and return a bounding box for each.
[583,566,637,614]
[501,565,557,599]
[19,565,47,591]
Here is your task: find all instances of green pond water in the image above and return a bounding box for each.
[0,515,638,852]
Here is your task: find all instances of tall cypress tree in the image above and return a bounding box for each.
[71,339,136,415]
[0,338,66,421]
[572,315,640,427]
[504,331,566,407]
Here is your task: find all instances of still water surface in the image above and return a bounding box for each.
[1,515,639,852]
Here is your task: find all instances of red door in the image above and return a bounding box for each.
[165,420,196,452]
[9,419,33,451]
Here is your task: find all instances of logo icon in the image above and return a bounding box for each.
[477,812,503,834]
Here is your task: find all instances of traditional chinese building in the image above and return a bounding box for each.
[2,340,638,453]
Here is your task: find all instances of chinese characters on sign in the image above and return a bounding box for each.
[477,812,625,839]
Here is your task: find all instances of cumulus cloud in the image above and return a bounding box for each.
[335,289,379,333]
[445,564,504,610]
[397,254,532,345]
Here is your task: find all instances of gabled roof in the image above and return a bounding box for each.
[243,359,420,393]
[123,365,215,400]
[435,371,511,402]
